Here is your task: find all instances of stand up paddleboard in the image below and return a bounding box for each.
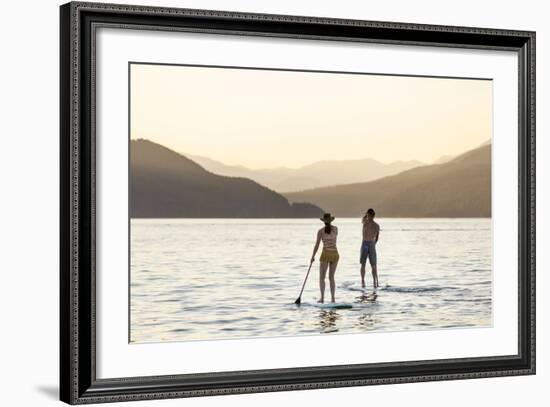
[314,303,353,310]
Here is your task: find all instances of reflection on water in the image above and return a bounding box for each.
[130,218,492,343]
[357,313,376,329]
[318,310,340,334]
[356,292,378,303]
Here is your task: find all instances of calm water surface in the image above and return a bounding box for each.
[130,218,492,343]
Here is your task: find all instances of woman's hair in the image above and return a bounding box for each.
[324,222,332,234]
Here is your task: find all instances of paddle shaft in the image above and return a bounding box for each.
[297,261,314,300]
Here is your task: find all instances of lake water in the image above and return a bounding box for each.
[130,218,492,343]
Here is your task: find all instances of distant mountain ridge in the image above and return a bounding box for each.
[433,154,454,164]
[188,153,424,193]
[130,139,324,218]
[284,144,491,218]
[431,139,491,164]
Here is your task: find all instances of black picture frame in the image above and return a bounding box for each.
[60,1,536,404]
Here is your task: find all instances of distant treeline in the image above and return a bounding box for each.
[130,139,324,218]
[131,139,491,218]
[285,144,491,218]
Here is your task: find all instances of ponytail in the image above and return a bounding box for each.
[324,223,332,234]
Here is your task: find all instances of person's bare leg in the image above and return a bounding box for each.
[319,261,328,303]
[371,265,378,289]
[360,264,366,288]
[329,261,338,302]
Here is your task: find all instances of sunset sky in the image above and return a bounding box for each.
[130,63,492,169]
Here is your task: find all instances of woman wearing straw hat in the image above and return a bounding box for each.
[310,213,340,303]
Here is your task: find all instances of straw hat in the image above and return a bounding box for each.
[320,213,335,223]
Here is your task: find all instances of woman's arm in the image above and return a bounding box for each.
[311,230,321,262]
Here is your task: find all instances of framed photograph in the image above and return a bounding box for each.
[60,1,536,404]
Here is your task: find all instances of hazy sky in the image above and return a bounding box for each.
[130,63,492,169]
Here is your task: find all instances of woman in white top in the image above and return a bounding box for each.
[311,213,340,303]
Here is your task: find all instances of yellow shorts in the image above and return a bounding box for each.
[320,249,339,263]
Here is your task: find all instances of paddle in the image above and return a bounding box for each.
[294,259,314,305]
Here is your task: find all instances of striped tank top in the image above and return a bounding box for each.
[320,226,338,251]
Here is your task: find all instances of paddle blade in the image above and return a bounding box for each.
[294,297,301,305]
